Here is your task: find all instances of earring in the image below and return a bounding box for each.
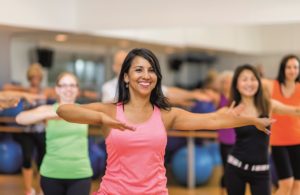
[125,83,129,88]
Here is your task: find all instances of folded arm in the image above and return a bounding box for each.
[16,105,56,125]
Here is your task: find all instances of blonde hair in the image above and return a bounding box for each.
[27,63,43,81]
[218,71,233,83]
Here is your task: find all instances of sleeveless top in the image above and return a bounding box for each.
[96,103,168,195]
[231,121,269,164]
[217,94,236,145]
[40,103,92,179]
[271,80,300,146]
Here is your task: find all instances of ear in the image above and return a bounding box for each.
[124,73,129,83]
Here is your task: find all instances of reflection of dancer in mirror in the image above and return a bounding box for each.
[57,48,272,195]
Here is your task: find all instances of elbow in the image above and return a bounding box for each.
[56,106,62,117]
[56,105,66,118]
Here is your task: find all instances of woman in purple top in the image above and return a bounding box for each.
[215,71,235,195]
[203,71,235,194]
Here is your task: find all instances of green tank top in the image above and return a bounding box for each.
[40,103,92,179]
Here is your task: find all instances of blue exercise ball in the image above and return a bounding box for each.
[171,146,214,186]
[191,101,215,113]
[89,141,106,179]
[0,136,23,173]
[205,142,222,166]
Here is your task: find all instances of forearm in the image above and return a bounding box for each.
[16,111,48,125]
[173,110,257,130]
[57,104,103,125]
[213,112,257,129]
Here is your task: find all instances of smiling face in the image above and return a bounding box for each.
[55,73,79,103]
[285,58,300,82]
[124,56,157,97]
[236,69,259,98]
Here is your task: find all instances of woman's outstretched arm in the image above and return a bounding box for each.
[57,103,135,131]
[164,106,273,134]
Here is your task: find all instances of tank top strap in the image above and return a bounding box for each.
[116,102,125,121]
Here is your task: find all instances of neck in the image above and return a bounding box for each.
[240,96,255,107]
[126,94,152,110]
[59,100,75,105]
[284,80,296,88]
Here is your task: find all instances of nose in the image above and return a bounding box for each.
[143,70,151,79]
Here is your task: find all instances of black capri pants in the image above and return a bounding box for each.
[225,164,271,195]
[41,176,91,195]
[13,132,46,169]
[272,144,300,180]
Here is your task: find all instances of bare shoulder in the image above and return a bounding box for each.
[161,107,182,129]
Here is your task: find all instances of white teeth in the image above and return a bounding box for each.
[139,82,150,86]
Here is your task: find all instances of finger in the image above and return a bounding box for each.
[264,128,271,135]
[124,124,136,131]
[229,101,236,110]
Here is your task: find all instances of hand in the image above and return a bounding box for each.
[0,97,20,110]
[101,113,136,131]
[255,118,276,135]
[192,90,213,102]
[226,101,245,116]
[24,93,46,105]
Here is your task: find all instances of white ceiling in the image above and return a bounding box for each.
[2,0,300,53]
[76,0,300,30]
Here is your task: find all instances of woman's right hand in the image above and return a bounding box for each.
[101,113,136,131]
[255,118,276,135]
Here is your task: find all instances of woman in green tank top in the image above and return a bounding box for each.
[16,72,92,195]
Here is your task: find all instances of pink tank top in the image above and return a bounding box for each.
[96,103,168,195]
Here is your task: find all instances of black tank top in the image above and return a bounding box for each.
[231,122,269,164]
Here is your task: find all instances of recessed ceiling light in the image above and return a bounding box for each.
[55,34,68,42]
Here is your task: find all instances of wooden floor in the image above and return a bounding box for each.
[0,166,264,195]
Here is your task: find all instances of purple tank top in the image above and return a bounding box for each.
[217,94,236,145]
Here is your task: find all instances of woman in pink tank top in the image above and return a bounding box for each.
[57,48,273,195]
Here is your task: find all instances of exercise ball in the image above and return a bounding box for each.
[205,142,222,166]
[191,101,215,113]
[0,136,23,173]
[89,141,106,179]
[171,146,214,186]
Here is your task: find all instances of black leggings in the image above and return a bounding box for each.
[13,132,45,169]
[272,144,300,180]
[41,176,91,195]
[220,143,234,188]
[225,164,271,195]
